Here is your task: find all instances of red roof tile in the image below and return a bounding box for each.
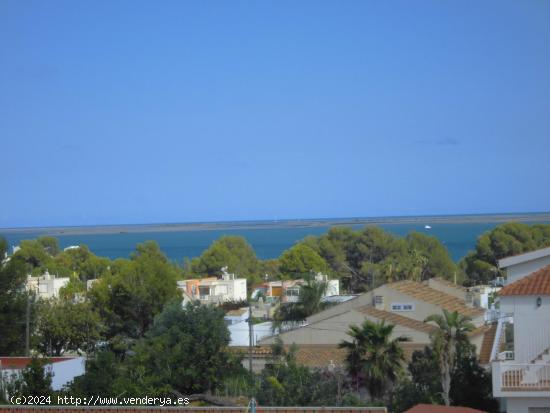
[500,265,550,296]
[404,404,487,413]
[0,357,74,369]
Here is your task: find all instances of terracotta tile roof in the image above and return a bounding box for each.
[390,281,484,317]
[230,346,273,356]
[432,277,467,292]
[499,265,550,296]
[404,404,486,413]
[357,306,436,334]
[292,345,347,368]
[233,343,427,368]
[0,357,74,369]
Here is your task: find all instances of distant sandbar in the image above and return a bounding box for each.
[2,213,550,237]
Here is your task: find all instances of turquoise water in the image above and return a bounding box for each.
[3,220,550,263]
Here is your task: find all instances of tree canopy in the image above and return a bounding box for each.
[34,298,101,356]
[278,244,328,278]
[0,237,35,355]
[302,226,458,292]
[339,319,408,400]
[190,236,260,286]
[460,223,550,285]
[121,301,238,395]
[88,241,181,345]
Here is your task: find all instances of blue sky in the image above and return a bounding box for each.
[1,0,549,228]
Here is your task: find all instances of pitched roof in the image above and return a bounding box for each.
[431,277,467,292]
[234,343,428,368]
[404,404,487,413]
[292,344,429,368]
[498,246,550,268]
[357,306,436,334]
[499,265,550,296]
[390,281,484,317]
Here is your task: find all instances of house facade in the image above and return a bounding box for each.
[26,271,69,299]
[251,273,340,303]
[258,278,492,368]
[177,268,247,305]
[499,247,550,285]
[491,264,550,413]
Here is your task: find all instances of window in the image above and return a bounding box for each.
[199,286,210,298]
[285,287,300,297]
[391,302,414,312]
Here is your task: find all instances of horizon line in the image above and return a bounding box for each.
[2,210,550,232]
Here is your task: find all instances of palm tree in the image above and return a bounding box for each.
[339,319,409,400]
[272,276,327,331]
[424,309,475,406]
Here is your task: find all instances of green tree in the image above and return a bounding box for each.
[36,237,60,257]
[299,225,458,293]
[424,310,474,406]
[259,259,281,279]
[121,301,239,395]
[339,319,408,401]
[190,236,260,286]
[279,244,328,278]
[68,351,122,396]
[52,245,111,281]
[389,346,443,412]
[14,239,54,275]
[273,277,327,327]
[460,223,550,285]
[0,238,36,355]
[406,232,458,281]
[5,357,53,398]
[89,241,180,346]
[391,344,498,413]
[450,342,498,413]
[35,298,101,356]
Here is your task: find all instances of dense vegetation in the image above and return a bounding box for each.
[1,222,548,409]
[459,222,550,285]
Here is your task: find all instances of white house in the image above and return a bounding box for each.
[491,264,550,413]
[259,278,493,367]
[26,271,69,299]
[251,273,340,303]
[177,267,247,305]
[499,247,550,285]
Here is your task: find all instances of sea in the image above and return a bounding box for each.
[2,216,550,264]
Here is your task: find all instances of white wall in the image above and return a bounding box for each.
[506,397,550,413]
[50,358,85,390]
[228,321,273,346]
[500,295,550,362]
[506,256,550,284]
[1,358,85,392]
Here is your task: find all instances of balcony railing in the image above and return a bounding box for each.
[497,363,550,391]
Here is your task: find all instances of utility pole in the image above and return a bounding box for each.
[25,295,30,356]
[248,303,254,373]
